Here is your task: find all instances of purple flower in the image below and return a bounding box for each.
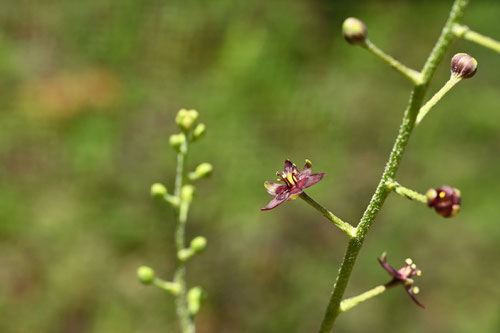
[426,185,461,218]
[378,253,425,309]
[261,159,325,211]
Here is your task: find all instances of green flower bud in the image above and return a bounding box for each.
[196,163,213,178]
[451,53,477,79]
[342,17,367,45]
[193,123,206,140]
[176,108,199,131]
[181,185,195,203]
[137,266,155,285]
[169,133,186,151]
[190,236,207,253]
[187,286,205,316]
[150,183,167,199]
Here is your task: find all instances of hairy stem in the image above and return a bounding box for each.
[340,285,387,312]
[173,141,195,333]
[317,1,468,331]
[300,192,356,238]
[386,181,428,204]
[453,24,500,53]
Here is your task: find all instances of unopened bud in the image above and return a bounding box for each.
[150,183,167,199]
[181,185,195,203]
[342,17,367,45]
[451,53,477,79]
[187,286,205,316]
[190,236,207,253]
[137,266,155,285]
[427,185,461,218]
[193,123,206,140]
[176,108,199,131]
[169,133,186,151]
[196,163,213,178]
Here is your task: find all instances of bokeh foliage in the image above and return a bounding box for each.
[0,0,499,332]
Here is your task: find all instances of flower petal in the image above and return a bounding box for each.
[284,159,299,174]
[261,193,290,211]
[301,161,312,177]
[264,182,287,196]
[406,287,425,309]
[377,255,399,278]
[302,173,325,188]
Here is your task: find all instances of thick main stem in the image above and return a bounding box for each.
[317,0,468,331]
[174,141,195,333]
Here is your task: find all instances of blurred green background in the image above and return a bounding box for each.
[1,0,499,332]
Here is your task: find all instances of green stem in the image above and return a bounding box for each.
[340,285,387,312]
[453,24,500,53]
[416,74,461,125]
[318,1,469,331]
[299,192,356,238]
[154,278,182,295]
[173,140,195,333]
[386,181,429,204]
[363,39,423,84]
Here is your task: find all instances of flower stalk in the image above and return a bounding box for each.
[139,109,210,333]
[416,74,461,125]
[363,39,423,84]
[386,181,428,204]
[299,192,356,238]
[316,0,471,331]
[453,24,500,53]
[339,285,386,313]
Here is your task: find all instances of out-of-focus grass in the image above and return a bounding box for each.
[0,1,499,332]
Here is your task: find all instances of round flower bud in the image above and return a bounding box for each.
[427,185,461,218]
[187,286,205,316]
[150,183,167,199]
[176,108,199,131]
[342,17,367,45]
[137,266,155,285]
[451,53,477,79]
[193,123,206,140]
[181,185,195,203]
[195,163,213,178]
[169,133,186,151]
[190,236,207,253]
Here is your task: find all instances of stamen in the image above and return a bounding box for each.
[412,286,420,294]
[439,191,446,198]
[405,258,413,265]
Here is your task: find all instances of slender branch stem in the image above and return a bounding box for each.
[340,285,387,312]
[386,181,428,204]
[173,140,195,333]
[317,1,469,331]
[453,24,500,53]
[154,278,182,295]
[299,192,356,238]
[363,39,423,84]
[416,75,461,125]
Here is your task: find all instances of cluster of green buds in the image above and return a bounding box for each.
[169,108,206,153]
[138,108,212,323]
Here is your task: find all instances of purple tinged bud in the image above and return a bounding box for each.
[342,17,367,45]
[427,185,461,218]
[451,53,477,79]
